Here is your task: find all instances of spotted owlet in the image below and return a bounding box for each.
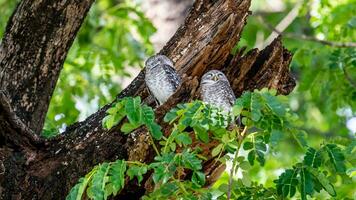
[200,70,236,113]
[145,55,181,105]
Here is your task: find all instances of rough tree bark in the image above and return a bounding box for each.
[0,0,295,199]
[0,0,95,135]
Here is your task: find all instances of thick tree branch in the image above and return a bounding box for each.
[0,0,95,135]
[0,90,44,147]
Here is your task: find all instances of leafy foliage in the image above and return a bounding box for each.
[67,160,126,200]
[68,87,352,199]
[102,96,162,140]
[234,89,300,166]
[275,143,348,200]
[164,101,233,144]
[240,0,356,137]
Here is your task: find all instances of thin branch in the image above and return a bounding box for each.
[257,13,356,48]
[284,33,356,48]
[227,126,247,200]
[262,1,303,48]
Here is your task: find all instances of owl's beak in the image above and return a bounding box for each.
[213,75,218,81]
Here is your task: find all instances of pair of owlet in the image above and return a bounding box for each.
[145,55,235,112]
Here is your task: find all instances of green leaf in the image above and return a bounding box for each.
[275,168,299,198]
[345,140,356,155]
[148,122,162,140]
[125,97,142,125]
[151,153,176,184]
[255,141,267,152]
[270,129,283,146]
[160,182,179,196]
[212,143,224,157]
[235,92,251,108]
[164,108,179,123]
[151,164,175,184]
[239,161,250,170]
[324,144,346,173]
[309,168,336,197]
[127,165,148,185]
[262,92,286,117]
[245,135,266,166]
[66,177,90,200]
[108,160,126,196]
[194,126,209,143]
[177,151,202,171]
[142,105,155,124]
[232,101,243,116]
[175,132,192,146]
[102,101,127,129]
[87,163,110,200]
[191,171,206,187]
[294,130,309,147]
[247,150,256,166]
[299,167,313,200]
[120,123,139,133]
[256,150,265,166]
[106,107,118,115]
[243,141,253,150]
[102,115,115,130]
[250,93,263,122]
[304,147,322,168]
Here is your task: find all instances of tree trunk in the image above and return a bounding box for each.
[0,0,295,199]
[0,0,94,135]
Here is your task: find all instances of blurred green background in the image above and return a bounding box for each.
[0,0,355,199]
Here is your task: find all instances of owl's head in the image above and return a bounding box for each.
[145,55,174,70]
[201,70,228,85]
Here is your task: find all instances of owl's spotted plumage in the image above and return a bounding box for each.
[145,55,181,105]
[200,70,236,112]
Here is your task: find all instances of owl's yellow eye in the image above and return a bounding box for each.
[218,73,223,77]
[207,74,212,78]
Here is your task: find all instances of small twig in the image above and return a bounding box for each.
[227,126,247,200]
[0,90,44,145]
[240,126,248,138]
[174,178,189,195]
[227,144,241,200]
[148,134,161,157]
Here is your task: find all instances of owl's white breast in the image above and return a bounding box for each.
[201,81,233,112]
[145,67,175,105]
